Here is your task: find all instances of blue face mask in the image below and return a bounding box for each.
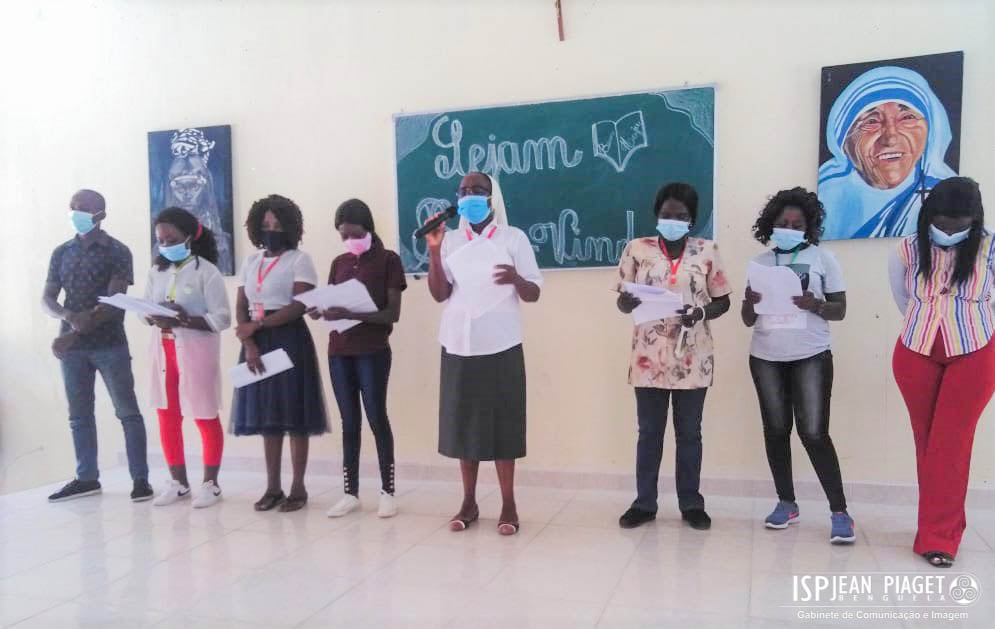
[929,224,971,247]
[656,219,690,242]
[159,241,191,263]
[771,228,807,251]
[457,195,491,225]
[70,210,98,235]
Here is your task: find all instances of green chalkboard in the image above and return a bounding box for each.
[394,87,715,272]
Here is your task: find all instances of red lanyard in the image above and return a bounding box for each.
[466,225,498,240]
[659,237,683,286]
[256,255,283,293]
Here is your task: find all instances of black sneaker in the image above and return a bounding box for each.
[682,508,712,530]
[48,479,101,503]
[619,507,656,529]
[131,479,154,503]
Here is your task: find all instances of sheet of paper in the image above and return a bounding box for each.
[621,281,671,300]
[446,238,515,318]
[747,262,803,315]
[621,282,684,325]
[229,348,294,388]
[294,279,378,334]
[98,294,178,318]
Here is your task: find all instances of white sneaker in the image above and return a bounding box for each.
[192,481,222,509]
[327,494,361,518]
[377,490,398,518]
[152,480,191,506]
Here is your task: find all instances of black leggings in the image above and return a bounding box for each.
[749,351,847,513]
[329,348,395,495]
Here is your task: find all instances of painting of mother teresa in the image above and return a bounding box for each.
[148,125,235,274]
[819,52,963,240]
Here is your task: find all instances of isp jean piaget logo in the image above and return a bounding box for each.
[789,572,981,623]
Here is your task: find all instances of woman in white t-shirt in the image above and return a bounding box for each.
[742,187,854,544]
[231,195,328,512]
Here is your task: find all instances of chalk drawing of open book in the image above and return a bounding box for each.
[591,110,648,173]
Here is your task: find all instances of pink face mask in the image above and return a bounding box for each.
[344,233,372,256]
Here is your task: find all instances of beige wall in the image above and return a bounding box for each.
[2,0,993,494]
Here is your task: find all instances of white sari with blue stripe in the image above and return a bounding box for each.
[819,66,957,240]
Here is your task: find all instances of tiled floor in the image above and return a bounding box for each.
[1,467,994,628]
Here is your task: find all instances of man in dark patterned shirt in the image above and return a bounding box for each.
[42,189,152,503]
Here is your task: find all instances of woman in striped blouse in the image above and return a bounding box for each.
[889,177,995,568]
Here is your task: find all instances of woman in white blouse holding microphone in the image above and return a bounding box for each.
[423,171,542,536]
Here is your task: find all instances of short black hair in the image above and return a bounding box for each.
[153,207,219,270]
[246,194,304,250]
[653,182,698,223]
[916,177,985,286]
[72,189,106,213]
[752,187,826,245]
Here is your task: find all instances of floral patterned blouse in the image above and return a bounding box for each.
[617,236,732,389]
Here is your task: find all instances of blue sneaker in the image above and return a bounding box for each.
[830,512,856,544]
[764,501,800,529]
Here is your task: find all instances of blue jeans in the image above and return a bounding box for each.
[632,387,707,513]
[60,345,148,482]
[328,348,395,495]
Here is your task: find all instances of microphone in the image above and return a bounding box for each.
[414,206,458,239]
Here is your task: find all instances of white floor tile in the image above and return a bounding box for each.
[3,467,995,627]
[0,593,64,627]
[8,600,166,628]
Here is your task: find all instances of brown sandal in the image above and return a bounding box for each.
[254,491,286,512]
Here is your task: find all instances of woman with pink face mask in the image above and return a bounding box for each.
[308,199,407,519]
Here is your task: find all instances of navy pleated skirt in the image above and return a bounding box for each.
[230,317,329,436]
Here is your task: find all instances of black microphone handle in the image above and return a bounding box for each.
[414,206,458,238]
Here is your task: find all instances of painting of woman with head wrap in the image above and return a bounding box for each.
[818,52,962,240]
[148,125,235,274]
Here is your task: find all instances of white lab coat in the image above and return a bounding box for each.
[142,257,231,418]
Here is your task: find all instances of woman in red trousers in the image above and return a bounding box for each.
[889,177,995,568]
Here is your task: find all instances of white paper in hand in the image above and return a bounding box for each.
[446,238,515,318]
[295,279,378,334]
[229,349,294,388]
[748,262,803,315]
[621,282,684,326]
[99,294,178,318]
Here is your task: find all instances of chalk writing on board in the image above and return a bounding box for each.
[530,209,635,265]
[591,111,648,173]
[405,202,635,272]
[432,115,584,180]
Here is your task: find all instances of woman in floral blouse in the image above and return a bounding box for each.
[615,182,732,530]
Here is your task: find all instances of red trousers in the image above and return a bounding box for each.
[157,337,224,467]
[892,334,995,556]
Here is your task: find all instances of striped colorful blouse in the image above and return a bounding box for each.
[888,232,995,356]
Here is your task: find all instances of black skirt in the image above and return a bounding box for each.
[438,344,526,461]
[230,317,329,436]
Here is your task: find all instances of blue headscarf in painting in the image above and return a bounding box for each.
[819,66,957,240]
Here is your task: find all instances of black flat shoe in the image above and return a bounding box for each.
[923,551,954,568]
[279,492,308,512]
[619,507,656,529]
[254,491,286,511]
[682,508,712,530]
